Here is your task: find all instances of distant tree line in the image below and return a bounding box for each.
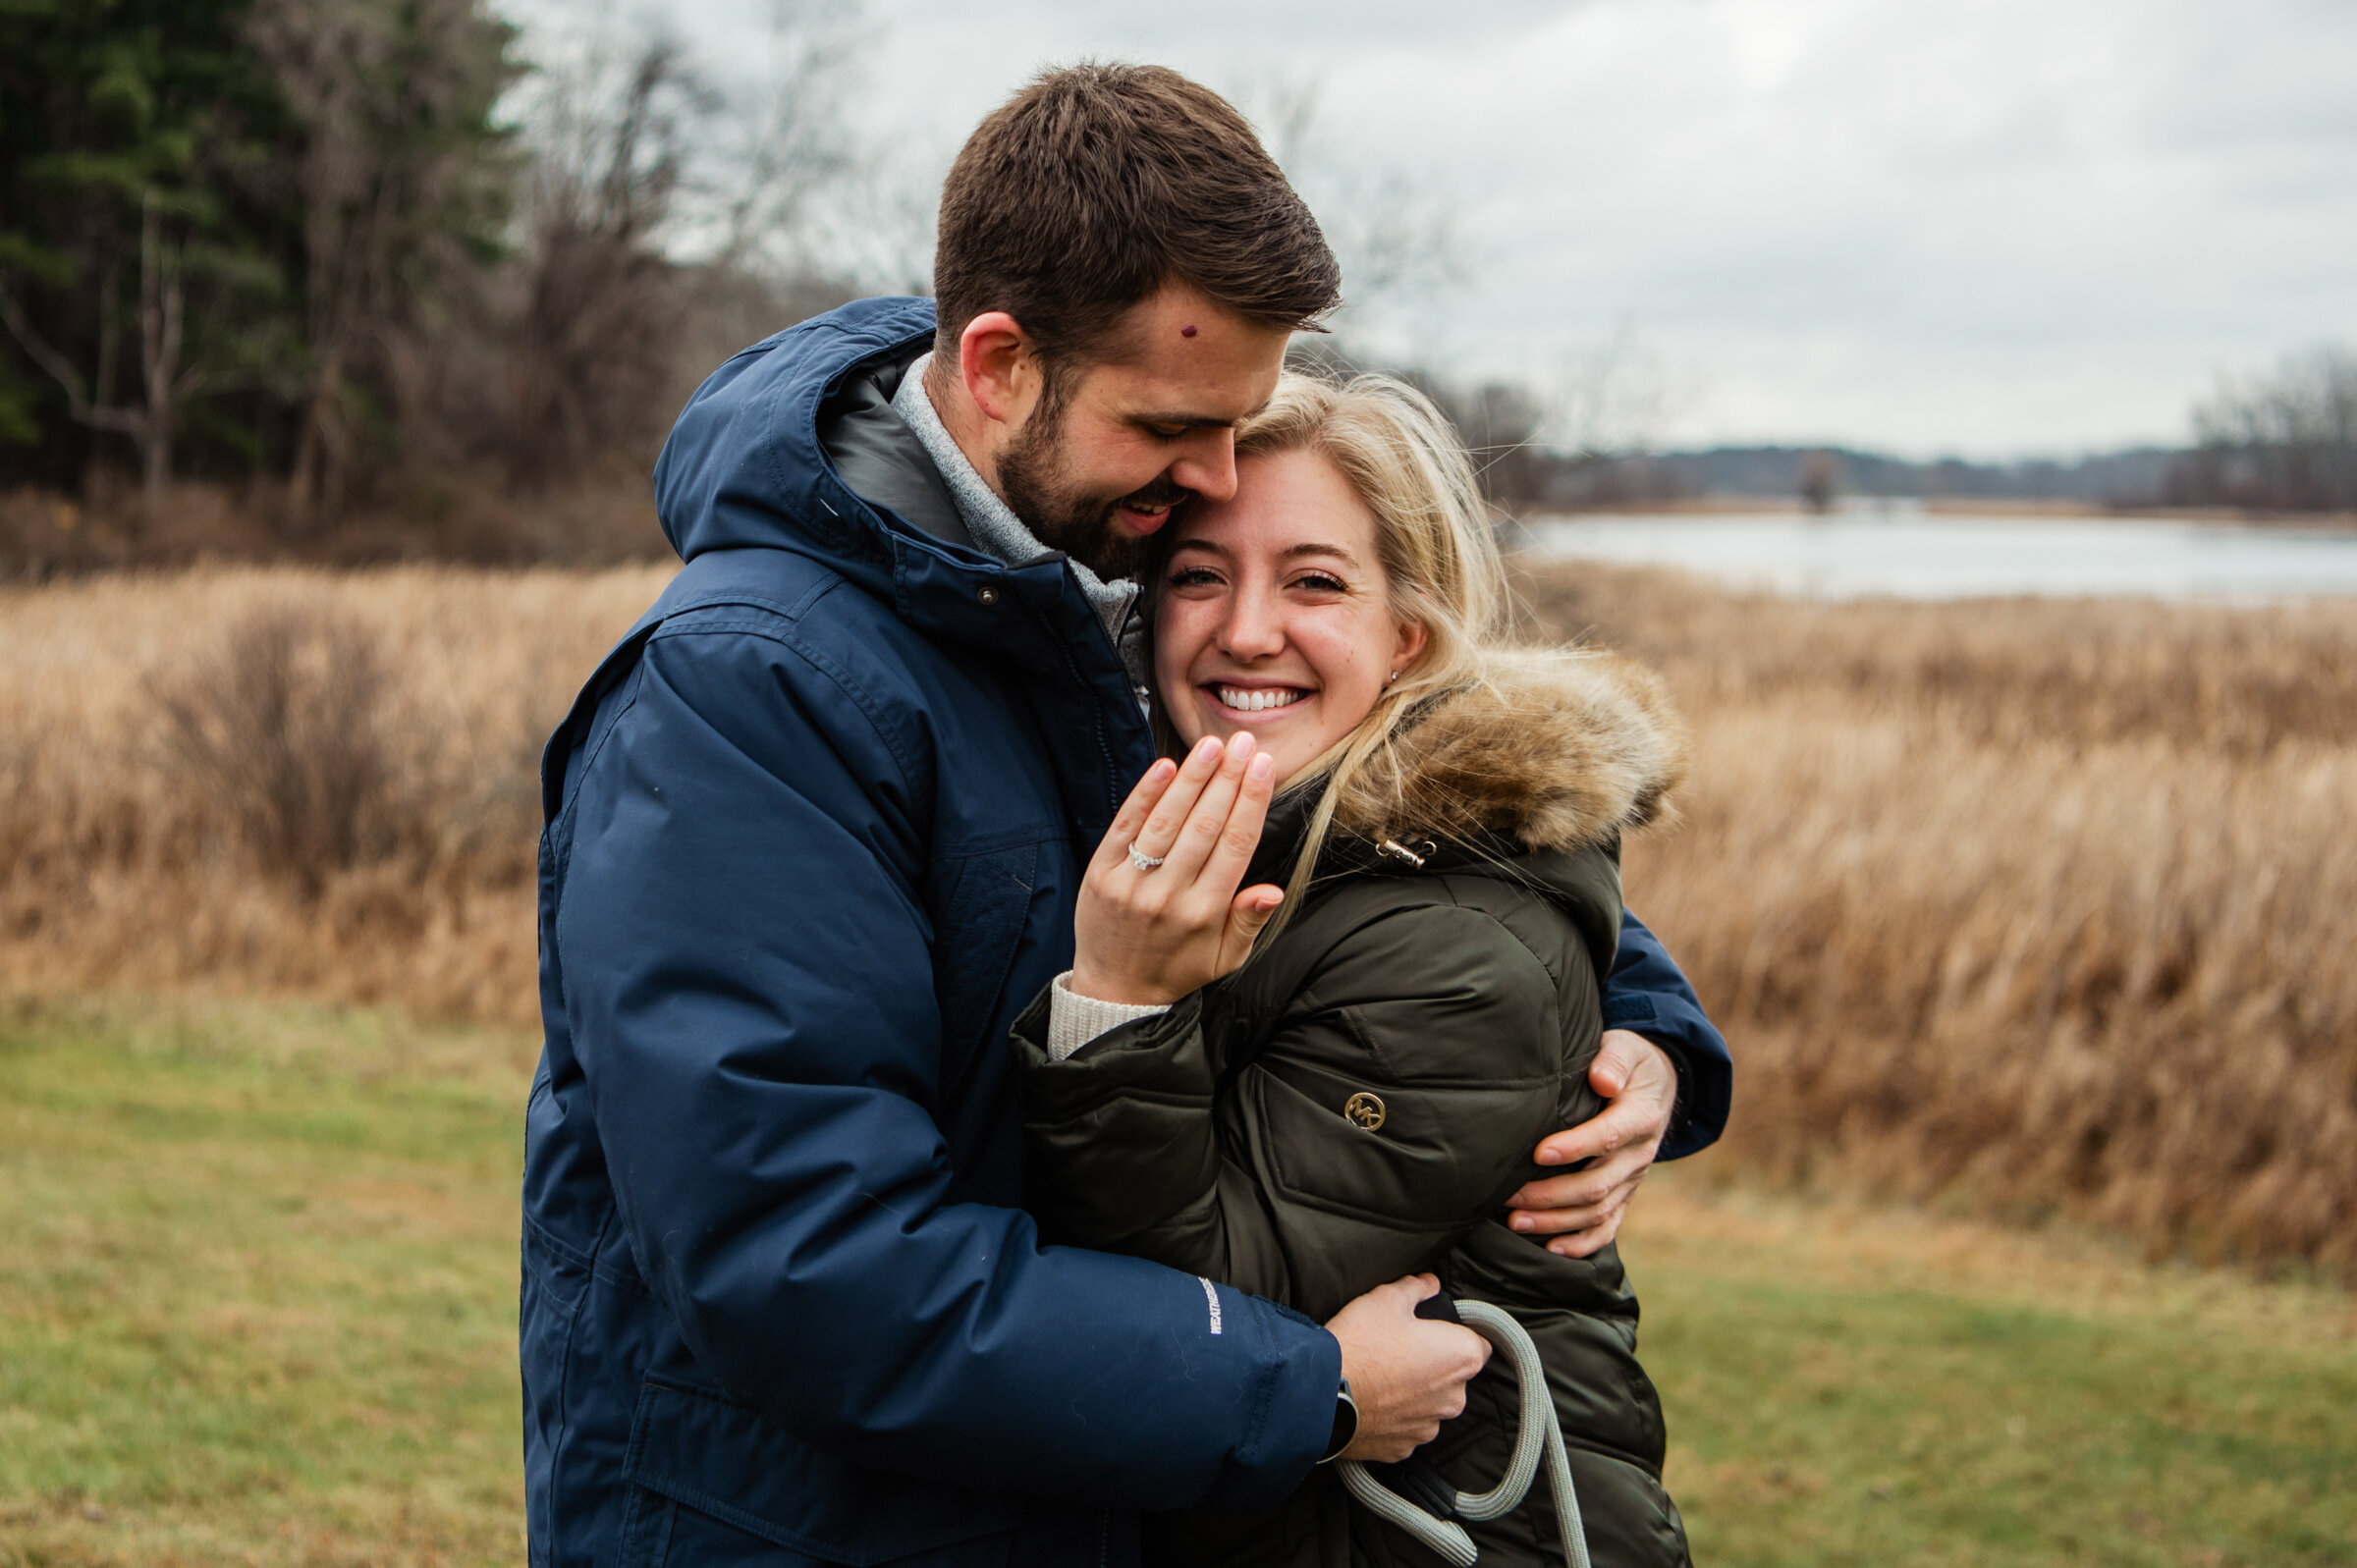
[0,0,852,536]
[1534,445,2186,512]
[1381,339,2357,520]
[1453,346,2357,518]
[2167,345,2357,514]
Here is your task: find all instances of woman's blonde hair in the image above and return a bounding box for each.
[1147,369,1513,935]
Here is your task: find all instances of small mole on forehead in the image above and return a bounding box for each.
[1180,324,1198,338]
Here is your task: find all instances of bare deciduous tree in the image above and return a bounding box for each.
[500,30,702,487]
[497,3,863,488]
[1549,321,1680,465]
[795,147,939,298]
[0,191,248,517]
[2172,344,2357,514]
[1229,72,1462,328]
[247,0,517,520]
[703,0,863,276]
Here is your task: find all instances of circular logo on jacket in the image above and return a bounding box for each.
[1343,1092,1386,1131]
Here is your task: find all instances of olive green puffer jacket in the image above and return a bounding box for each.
[1013,651,1696,1568]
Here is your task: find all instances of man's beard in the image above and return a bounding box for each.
[996,398,1183,582]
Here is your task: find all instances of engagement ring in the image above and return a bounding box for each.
[1127,843,1166,872]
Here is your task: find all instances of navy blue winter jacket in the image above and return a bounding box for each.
[520,297,1731,1567]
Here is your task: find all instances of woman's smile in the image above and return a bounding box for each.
[1208,681,1312,715]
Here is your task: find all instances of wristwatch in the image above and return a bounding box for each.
[1318,1377,1359,1464]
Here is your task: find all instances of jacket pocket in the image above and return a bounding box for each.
[620,1379,1024,1565]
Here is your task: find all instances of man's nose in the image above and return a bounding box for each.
[1169,428,1239,505]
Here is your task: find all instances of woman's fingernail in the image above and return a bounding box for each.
[1509,1214,1534,1231]
[1228,731,1254,760]
[1248,752,1274,781]
[1193,735,1222,762]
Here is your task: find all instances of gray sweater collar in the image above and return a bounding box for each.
[893,353,1140,649]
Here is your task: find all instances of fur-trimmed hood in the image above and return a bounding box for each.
[1328,648,1689,855]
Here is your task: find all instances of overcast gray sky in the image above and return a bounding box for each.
[525,0,2357,459]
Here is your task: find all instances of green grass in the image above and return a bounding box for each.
[1,996,2351,1566]
[1623,1181,2357,1567]
[0,996,530,1566]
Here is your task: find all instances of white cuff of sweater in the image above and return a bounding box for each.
[1045,971,1171,1061]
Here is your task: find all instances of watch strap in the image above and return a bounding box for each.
[1318,1376,1358,1464]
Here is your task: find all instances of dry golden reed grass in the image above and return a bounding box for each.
[0,565,670,1022]
[1521,563,2357,1274]
[3,559,2352,1272]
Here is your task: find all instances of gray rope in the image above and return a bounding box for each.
[1339,1301,1591,1568]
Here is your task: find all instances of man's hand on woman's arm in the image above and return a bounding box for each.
[1506,1030,1679,1258]
[1507,908,1731,1256]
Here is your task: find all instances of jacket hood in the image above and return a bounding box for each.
[1332,648,1689,855]
[654,297,945,570]
[648,297,1140,701]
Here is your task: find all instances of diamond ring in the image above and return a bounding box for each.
[1127,842,1166,872]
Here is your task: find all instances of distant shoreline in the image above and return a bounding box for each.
[1523,495,2357,530]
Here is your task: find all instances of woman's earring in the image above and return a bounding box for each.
[1387,671,1399,684]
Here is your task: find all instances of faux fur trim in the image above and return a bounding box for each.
[1328,649,1689,853]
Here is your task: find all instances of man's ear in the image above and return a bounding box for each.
[958,311,1041,430]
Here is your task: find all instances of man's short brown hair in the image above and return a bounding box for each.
[933,63,1341,367]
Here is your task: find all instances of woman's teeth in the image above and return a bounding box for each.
[1217,686,1305,712]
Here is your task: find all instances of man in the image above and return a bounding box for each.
[522,64,1729,1565]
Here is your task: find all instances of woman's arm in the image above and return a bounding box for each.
[1015,896,1584,1323]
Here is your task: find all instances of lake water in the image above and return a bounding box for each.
[1519,507,2357,600]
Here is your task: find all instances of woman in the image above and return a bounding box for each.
[1010,372,1694,1567]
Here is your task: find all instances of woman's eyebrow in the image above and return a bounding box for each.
[1167,538,1360,567]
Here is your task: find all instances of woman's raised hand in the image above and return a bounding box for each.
[1069,731,1285,1006]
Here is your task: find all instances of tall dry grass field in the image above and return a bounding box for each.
[1520,563,2357,1273]
[0,566,670,1020]
[3,561,2353,1272]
